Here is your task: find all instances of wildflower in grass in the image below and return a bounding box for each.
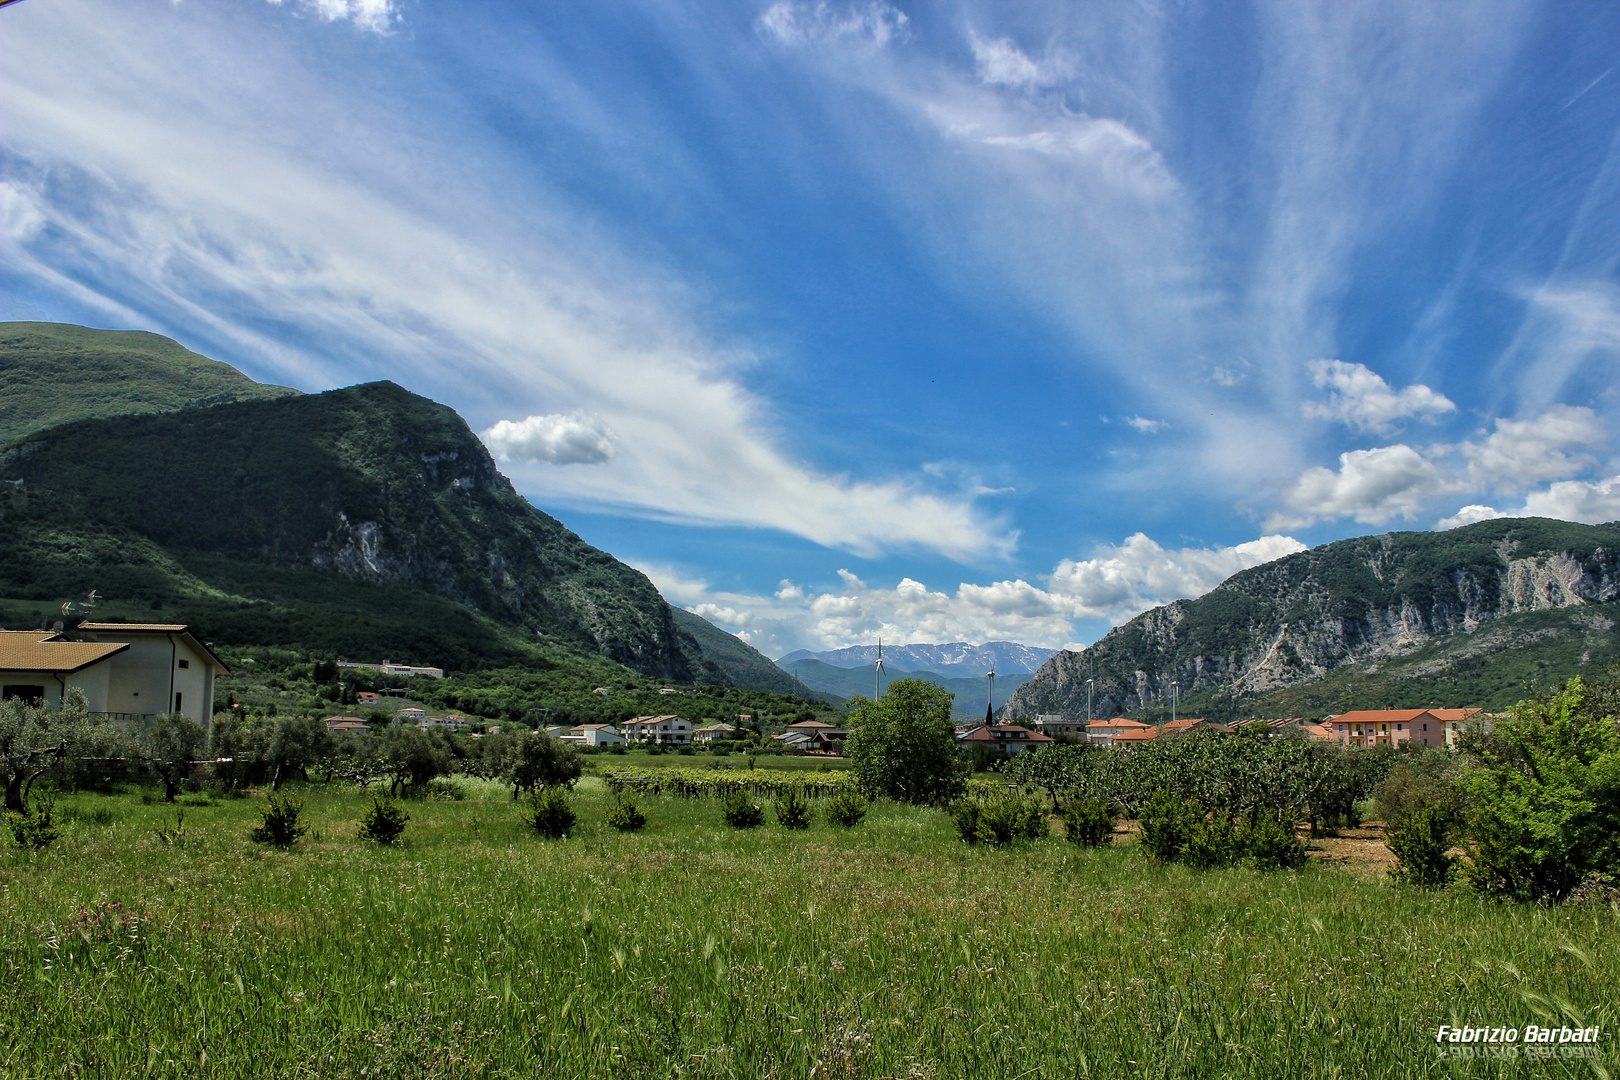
[521,786,576,839]
[248,793,308,848]
[358,792,410,845]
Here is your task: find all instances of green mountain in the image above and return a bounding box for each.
[0,326,797,694]
[1005,518,1620,722]
[0,322,299,444]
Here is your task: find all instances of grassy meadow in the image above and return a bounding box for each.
[2,779,1617,1079]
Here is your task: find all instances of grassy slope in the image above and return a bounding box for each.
[0,322,298,444]
[4,783,1614,1077]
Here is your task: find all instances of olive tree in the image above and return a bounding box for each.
[845,679,968,806]
[502,731,581,799]
[132,712,207,802]
[0,688,104,812]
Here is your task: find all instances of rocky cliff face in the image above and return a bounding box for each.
[0,381,705,680]
[1004,519,1620,720]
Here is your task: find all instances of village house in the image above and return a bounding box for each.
[1085,718,1155,747]
[559,723,625,747]
[1032,714,1088,742]
[956,723,1054,755]
[356,691,380,705]
[337,659,445,679]
[1159,717,1230,738]
[693,722,738,743]
[0,623,229,733]
[1324,709,1455,749]
[325,716,370,734]
[621,715,692,744]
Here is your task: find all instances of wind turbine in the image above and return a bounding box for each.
[874,639,885,700]
[984,666,996,726]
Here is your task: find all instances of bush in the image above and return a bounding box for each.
[248,793,308,848]
[358,792,410,845]
[605,794,647,832]
[1242,815,1309,872]
[1181,813,1246,870]
[7,791,57,849]
[774,786,812,830]
[1061,796,1115,847]
[952,793,1047,846]
[846,680,969,806]
[1139,793,1195,862]
[520,786,577,839]
[721,789,765,829]
[1386,801,1456,888]
[422,777,465,802]
[1460,678,1620,903]
[823,789,869,828]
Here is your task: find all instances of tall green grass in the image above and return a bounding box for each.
[1,780,1614,1078]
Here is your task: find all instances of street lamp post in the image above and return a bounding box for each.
[1086,678,1094,726]
[1171,681,1179,726]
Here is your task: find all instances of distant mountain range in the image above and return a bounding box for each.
[1004,518,1620,722]
[778,641,1057,676]
[0,322,799,696]
[774,642,1057,716]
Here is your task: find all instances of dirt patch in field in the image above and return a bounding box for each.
[1307,823,1395,878]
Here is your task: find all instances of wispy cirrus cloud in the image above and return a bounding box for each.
[265,0,398,34]
[0,0,1009,563]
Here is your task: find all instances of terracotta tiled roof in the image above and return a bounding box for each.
[1162,718,1206,730]
[786,720,835,730]
[1427,708,1482,722]
[0,631,129,674]
[1329,709,1432,725]
[957,724,1054,743]
[1111,729,1160,742]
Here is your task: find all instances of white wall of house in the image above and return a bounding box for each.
[1,666,111,712]
[96,635,216,727]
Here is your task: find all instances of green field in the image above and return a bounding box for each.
[3,781,1616,1079]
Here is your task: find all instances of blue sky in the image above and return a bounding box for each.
[4,0,1620,657]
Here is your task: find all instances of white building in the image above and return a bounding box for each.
[0,623,229,732]
[559,723,625,747]
[337,660,445,679]
[693,722,737,743]
[621,715,692,744]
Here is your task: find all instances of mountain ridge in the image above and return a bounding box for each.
[777,640,1057,676]
[1004,518,1620,721]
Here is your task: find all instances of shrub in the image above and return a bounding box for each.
[605,794,647,833]
[774,786,812,830]
[521,786,577,839]
[1139,793,1194,862]
[823,789,869,828]
[1242,815,1309,872]
[950,798,982,844]
[358,792,410,845]
[1061,796,1115,847]
[7,791,57,849]
[721,789,765,829]
[846,680,969,806]
[952,794,1047,846]
[422,777,465,802]
[1460,678,1620,903]
[1181,813,1246,870]
[248,793,308,848]
[1386,801,1456,888]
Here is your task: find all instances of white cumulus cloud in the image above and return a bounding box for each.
[640,532,1305,657]
[1272,444,1459,529]
[1464,405,1607,490]
[1302,359,1455,435]
[482,412,615,467]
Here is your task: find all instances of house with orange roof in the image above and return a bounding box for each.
[1323,709,1455,749]
[1085,718,1155,748]
[1110,728,1160,744]
[1160,718,1231,737]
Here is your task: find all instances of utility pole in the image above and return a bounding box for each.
[1171,681,1179,726]
[1086,678,1094,725]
